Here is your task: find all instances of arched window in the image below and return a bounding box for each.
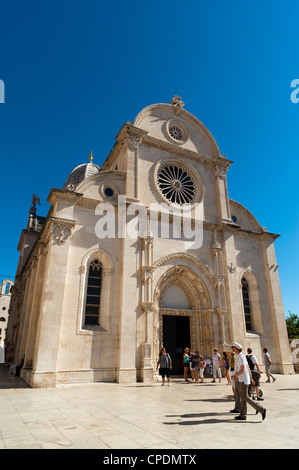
[241,278,252,331]
[85,259,102,325]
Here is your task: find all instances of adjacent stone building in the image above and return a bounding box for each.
[6,96,293,387]
[0,278,14,362]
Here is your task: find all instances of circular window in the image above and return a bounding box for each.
[156,163,197,206]
[169,124,184,141]
[165,120,188,144]
[100,182,119,201]
[104,187,114,198]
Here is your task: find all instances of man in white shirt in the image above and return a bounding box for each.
[211,348,222,383]
[231,342,266,421]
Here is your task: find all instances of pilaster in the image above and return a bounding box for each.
[136,233,156,381]
[215,164,231,223]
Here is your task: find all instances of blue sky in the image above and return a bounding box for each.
[0,0,298,316]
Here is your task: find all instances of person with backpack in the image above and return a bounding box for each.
[246,348,263,401]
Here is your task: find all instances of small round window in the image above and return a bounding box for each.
[169,125,184,141]
[232,215,238,223]
[100,183,119,200]
[166,120,188,144]
[104,187,114,198]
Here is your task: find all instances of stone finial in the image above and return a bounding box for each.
[170,95,185,108]
[29,194,40,217]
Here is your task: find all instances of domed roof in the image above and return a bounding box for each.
[63,152,100,190]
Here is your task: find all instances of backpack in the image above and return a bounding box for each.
[246,354,254,370]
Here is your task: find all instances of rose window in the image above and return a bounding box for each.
[156,163,197,205]
[169,125,184,141]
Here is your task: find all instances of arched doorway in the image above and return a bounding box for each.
[154,265,213,375]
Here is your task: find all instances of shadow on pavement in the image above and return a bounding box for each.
[0,364,29,389]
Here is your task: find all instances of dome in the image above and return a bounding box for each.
[63,153,100,190]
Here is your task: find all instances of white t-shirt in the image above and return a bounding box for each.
[212,353,220,365]
[235,352,250,385]
[249,354,258,373]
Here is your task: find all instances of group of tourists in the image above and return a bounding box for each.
[183,347,206,383]
[156,342,276,421]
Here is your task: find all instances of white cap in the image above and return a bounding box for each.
[231,342,242,351]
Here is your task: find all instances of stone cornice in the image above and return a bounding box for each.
[49,216,76,228]
[47,188,83,205]
[100,123,233,171]
[141,134,233,169]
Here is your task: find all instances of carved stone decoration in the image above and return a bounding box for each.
[217,309,226,346]
[141,342,152,369]
[127,135,143,150]
[170,95,185,114]
[170,95,185,108]
[215,164,228,178]
[66,184,76,191]
[50,217,76,245]
[227,262,236,273]
[152,252,214,280]
[29,194,41,217]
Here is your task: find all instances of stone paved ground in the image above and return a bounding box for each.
[0,365,298,450]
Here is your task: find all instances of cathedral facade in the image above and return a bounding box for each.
[6,97,293,387]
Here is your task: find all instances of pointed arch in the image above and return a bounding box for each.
[152,263,214,363]
[76,248,114,333]
[239,270,263,335]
